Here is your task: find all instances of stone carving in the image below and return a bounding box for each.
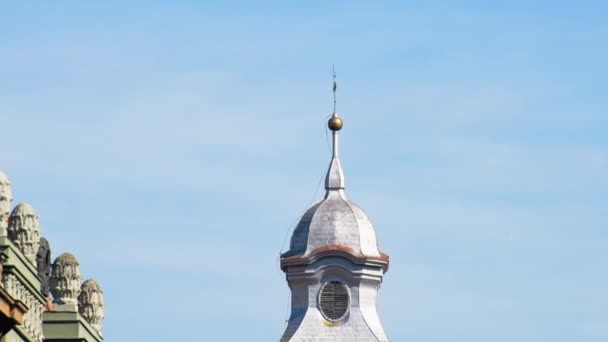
[36,237,52,296]
[49,253,81,305]
[7,203,41,265]
[3,274,44,342]
[78,279,104,335]
[0,171,12,236]
[0,252,6,283]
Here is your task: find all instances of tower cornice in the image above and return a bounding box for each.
[281,245,389,272]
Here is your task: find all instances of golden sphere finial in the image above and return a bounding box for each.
[328,116,343,131]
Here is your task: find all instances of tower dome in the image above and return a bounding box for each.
[8,202,41,264]
[283,175,382,259]
[281,106,387,263]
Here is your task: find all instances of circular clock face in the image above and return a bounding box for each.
[319,281,350,322]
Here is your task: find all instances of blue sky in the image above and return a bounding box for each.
[1,2,607,341]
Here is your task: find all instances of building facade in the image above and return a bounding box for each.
[280,88,390,341]
[0,171,104,342]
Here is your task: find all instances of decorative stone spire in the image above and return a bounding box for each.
[0,171,13,236]
[78,279,104,335]
[36,237,52,296]
[49,253,81,307]
[8,202,41,264]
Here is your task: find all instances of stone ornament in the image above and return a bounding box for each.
[0,252,7,283]
[49,253,81,305]
[36,237,52,296]
[0,171,13,236]
[78,279,104,335]
[8,203,41,264]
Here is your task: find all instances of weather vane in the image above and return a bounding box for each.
[333,64,337,114]
[327,65,343,134]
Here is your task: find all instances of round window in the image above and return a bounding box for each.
[319,281,350,321]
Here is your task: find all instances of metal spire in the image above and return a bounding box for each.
[325,66,345,191]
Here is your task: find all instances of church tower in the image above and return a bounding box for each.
[280,74,390,341]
